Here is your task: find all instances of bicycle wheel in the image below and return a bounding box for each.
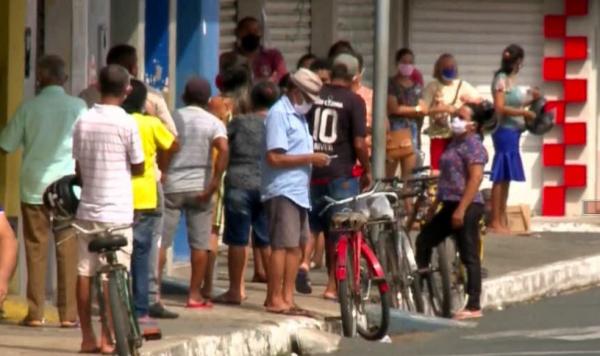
[398,230,425,313]
[447,239,467,314]
[356,247,390,340]
[372,224,401,310]
[108,270,140,356]
[338,241,357,338]
[425,240,452,318]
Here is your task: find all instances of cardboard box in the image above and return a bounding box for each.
[506,205,532,234]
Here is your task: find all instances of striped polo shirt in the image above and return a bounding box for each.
[72,104,144,224]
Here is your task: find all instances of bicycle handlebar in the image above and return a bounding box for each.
[319,182,398,216]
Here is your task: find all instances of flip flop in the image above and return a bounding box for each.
[78,347,101,354]
[212,294,242,306]
[19,319,44,327]
[60,320,80,328]
[185,300,213,309]
[289,306,316,318]
[322,293,338,302]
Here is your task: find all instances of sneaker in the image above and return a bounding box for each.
[452,308,483,320]
[295,268,312,294]
[149,303,179,319]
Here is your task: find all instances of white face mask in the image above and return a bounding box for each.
[294,100,313,115]
[450,117,470,135]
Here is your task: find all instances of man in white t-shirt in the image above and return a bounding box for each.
[72,64,144,354]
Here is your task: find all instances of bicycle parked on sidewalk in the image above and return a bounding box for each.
[368,173,433,313]
[411,169,490,318]
[319,184,397,340]
[72,223,143,356]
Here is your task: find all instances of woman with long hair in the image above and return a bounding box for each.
[423,54,481,173]
[489,44,539,233]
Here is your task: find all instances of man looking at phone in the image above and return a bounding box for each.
[299,52,372,300]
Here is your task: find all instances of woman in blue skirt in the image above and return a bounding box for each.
[489,44,539,233]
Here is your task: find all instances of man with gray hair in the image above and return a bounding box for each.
[0,54,87,327]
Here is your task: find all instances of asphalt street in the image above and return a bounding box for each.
[322,287,600,356]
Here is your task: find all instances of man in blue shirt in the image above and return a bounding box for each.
[262,69,329,314]
[0,55,86,327]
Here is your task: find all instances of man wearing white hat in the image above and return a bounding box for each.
[261,69,329,314]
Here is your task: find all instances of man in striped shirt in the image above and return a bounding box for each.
[72,65,144,354]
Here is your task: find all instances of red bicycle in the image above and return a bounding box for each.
[320,184,397,340]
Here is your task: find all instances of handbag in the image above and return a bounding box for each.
[386,128,413,160]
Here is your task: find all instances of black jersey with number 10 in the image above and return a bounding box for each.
[307,84,367,180]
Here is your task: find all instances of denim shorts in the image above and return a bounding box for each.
[309,177,360,236]
[390,117,419,151]
[223,187,269,248]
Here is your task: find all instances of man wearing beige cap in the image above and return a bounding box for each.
[261,68,329,314]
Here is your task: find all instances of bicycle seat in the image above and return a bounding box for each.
[88,235,128,253]
[331,212,369,230]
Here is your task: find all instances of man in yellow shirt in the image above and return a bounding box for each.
[122,79,176,330]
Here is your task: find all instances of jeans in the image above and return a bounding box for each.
[415,201,484,310]
[131,212,161,317]
[148,184,165,304]
[309,177,360,236]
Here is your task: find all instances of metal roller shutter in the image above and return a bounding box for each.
[337,0,375,86]
[264,0,311,70]
[409,0,543,96]
[220,0,237,54]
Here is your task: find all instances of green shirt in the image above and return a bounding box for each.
[0,86,87,204]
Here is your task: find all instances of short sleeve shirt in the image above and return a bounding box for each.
[164,106,227,194]
[388,77,423,122]
[73,104,144,224]
[423,79,481,138]
[132,113,175,210]
[437,134,488,204]
[0,86,87,204]
[261,96,313,209]
[308,85,367,180]
[226,113,266,190]
[491,72,526,129]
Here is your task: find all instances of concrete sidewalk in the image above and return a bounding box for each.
[0,232,599,355]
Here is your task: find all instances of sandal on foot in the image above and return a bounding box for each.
[185,300,213,309]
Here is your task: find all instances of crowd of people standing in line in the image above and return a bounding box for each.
[0,14,541,352]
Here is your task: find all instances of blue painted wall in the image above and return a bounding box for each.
[145,0,170,90]
[176,0,220,108]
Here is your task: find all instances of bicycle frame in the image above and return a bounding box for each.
[95,251,142,350]
[336,231,389,295]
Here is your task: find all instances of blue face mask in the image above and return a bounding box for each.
[441,68,457,81]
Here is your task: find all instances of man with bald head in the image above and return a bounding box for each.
[0,55,86,327]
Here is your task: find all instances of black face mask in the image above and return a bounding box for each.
[240,34,261,52]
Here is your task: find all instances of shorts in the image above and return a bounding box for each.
[390,117,419,151]
[76,220,133,277]
[223,187,269,248]
[309,177,360,236]
[162,191,213,250]
[265,196,309,249]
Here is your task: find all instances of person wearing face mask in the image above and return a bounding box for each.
[386,48,428,179]
[488,44,539,234]
[219,17,288,85]
[415,102,491,321]
[262,68,330,315]
[423,54,481,173]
